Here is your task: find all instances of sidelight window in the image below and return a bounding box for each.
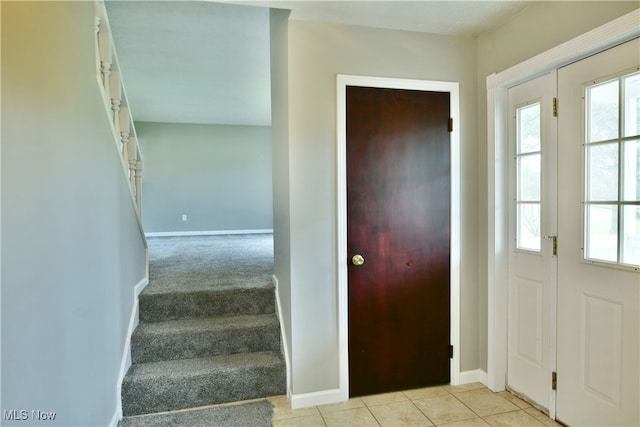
[584,70,640,268]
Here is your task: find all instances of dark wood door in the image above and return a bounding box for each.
[347,86,451,397]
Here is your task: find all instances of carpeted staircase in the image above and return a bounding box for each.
[120,235,285,422]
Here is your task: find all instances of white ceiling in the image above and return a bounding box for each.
[105,1,531,127]
[233,1,532,36]
[106,1,272,126]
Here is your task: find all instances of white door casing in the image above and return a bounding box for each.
[555,39,640,426]
[506,73,557,413]
[302,75,462,411]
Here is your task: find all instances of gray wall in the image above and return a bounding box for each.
[1,2,147,426]
[475,0,639,373]
[279,0,638,398]
[270,8,293,386]
[284,21,479,395]
[136,122,273,233]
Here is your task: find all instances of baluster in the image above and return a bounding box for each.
[119,106,131,166]
[109,71,122,132]
[94,0,143,213]
[97,15,112,100]
[94,15,101,76]
[135,159,143,213]
[128,135,137,189]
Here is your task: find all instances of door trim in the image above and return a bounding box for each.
[486,7,639,403]
[337,75,461,400]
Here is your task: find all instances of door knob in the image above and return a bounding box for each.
[351,254,365,266]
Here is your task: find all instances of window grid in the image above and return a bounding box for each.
[516,102,542,252]
[584,71,640,269]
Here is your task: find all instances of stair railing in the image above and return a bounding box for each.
[94,0,144,215]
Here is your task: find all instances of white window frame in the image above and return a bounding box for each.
[582,70,640,271]
[514,100,544,253]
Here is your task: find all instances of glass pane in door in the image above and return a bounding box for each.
[587,143,619,201]
[518,203,541,251]
[624,73,640,137]
[516,102,542,252]
[588,80,619,142]
[519,154,541,201]
[586,204,618,262]
[622,205,640,265]
[622,139,639,201]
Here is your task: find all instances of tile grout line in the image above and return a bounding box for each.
[365,407,383,427]
[317,407,328,427]
[405,398,438,426]
[450,387,532,423]
[365,394,431,427]
[404,389,454,426]
[273,385,554,426]
[451,390,543,426]
[449,389,491,421]
[364,390,446,426]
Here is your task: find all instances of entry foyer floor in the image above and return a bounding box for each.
[267,382,561,426]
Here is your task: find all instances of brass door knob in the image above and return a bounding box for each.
[351,254,365,266]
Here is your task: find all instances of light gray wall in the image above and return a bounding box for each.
[136,122,273,233]
[270,8,293,385]
[1,2,147,426]
[475,1,639,373]
[286,21,479,394]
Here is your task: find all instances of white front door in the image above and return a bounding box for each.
[507,73,557,413]
[556,38,640,426]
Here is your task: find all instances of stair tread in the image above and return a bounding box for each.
[141,280,274,296]
[138,284,276,322]
[134,314,278,335]
[120,400,273,427]
[125,351,284,380]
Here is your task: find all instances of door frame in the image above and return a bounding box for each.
[337,75,461,401]
[486,8,639,403]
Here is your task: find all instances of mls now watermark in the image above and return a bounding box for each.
[4,409,57,421]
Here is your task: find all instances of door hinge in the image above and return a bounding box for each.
[449,345,454,358]
[553,98,558,117]
[552,371,557,390]
[544,235,558,256]
[448,118,453,132]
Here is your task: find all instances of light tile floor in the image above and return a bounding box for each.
[267,383,562,427]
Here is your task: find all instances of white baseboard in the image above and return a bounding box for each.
[286,369,489,410]
[272,275,292,399]
[459,369,489,387]
[108,409,120,427]
[113,276,148,426]
[134,276,148,296]
[290,388,346,409]
[145,229,273,238]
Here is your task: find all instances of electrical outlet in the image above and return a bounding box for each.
[182,214,187,221]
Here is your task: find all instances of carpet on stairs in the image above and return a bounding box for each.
[121,234,285,418]
[120,400,273,427]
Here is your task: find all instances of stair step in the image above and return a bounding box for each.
[122,351,286,416]
[131,314,281,364]
[121,400,273,427]
[139,285,275,322]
